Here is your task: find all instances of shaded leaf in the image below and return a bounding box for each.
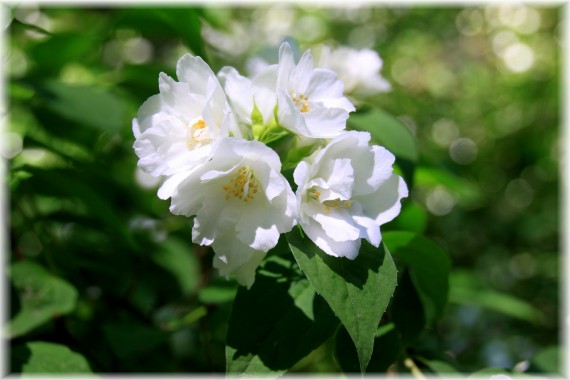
[528,346,561,374]
[10,342,92,374]
[391,269,426,344]
[226,250,339,375]
[153,8,208,61]
[287,229,397,372]
[8,261,78,338]
[415,166,483,208]
[33,80,125,132]
[102,320,170,360]
[29,33,99,75]
[449,270,545,324]
[151,237,200,296]
[383,231,451,324]
[335,322,402,373]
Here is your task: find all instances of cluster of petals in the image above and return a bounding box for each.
[132,42,407,287]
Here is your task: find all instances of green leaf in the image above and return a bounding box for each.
[390,268,426,344]
[102,320,170,360]
[29,33,100,75]
[21,166,135,249]
[349,109,418,162]
[335,323,402,373]
[225,251,339,375]
[198,277,238,304]
[387,201,428,233]
[418,357,463,375]
[528,346,561,374]
[10,342,92,374]
[33,80,125,132]
[151,237,200,296]
[348,108,417,186]
[153,9,208,61]
[415,166,483,208]
[468,368,512,377]
[7,261,78,338]
[287,229,398,372]
[449,270,545,324]
[383,231,451,324]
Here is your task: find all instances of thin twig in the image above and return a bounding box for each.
[404,357,427,380]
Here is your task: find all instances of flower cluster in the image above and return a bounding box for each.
[133,42,408,288]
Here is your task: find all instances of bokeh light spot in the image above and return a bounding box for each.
[449,138,478,165]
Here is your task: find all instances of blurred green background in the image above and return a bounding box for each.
[4,4,561,374]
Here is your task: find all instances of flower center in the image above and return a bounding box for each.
[186,118,211,148]
[291,93,310,113]
[223,166,259,202]
[309,188,351,212]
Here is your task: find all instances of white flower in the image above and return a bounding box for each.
[294,131,408,259]
[217,64,278,132]
[276,42,355,138]
[132,54,238,182]
[169,137,297,287]
[316,45,391,98]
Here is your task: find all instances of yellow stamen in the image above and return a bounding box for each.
[223,166,258,203]
[187,118,211,148]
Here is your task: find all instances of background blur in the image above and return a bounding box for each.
[4,4,562,374]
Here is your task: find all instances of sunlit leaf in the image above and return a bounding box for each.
[386,201,427,233]
[287,229,397,372]
[226,249,339,375]
[7,261,78,338]
[383,231,451,324]
[419,357,462,375]
[198,277,238,304]
[10,342,92,373]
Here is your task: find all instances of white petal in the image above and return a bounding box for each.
[291,49,314,94]
[169,171,207,217]
[211,233,266,288]
[252,65,278,124]
[133,94,163,136]
[293,160,310,188]
[357,174,409,225]
[313,209,361,242]
[158,73,204,118]
[277,42,295,90]
[305,68,345,100]
[277,89,311,136]
[318,96,356,113]
[218,66,254,123]
[157,170,194,200]
[176,54,220,97]
[303,107,348,138]
[319,158,354,201]
[192,193,241,245]
[352,212,381,247]
[301,218,361,259]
